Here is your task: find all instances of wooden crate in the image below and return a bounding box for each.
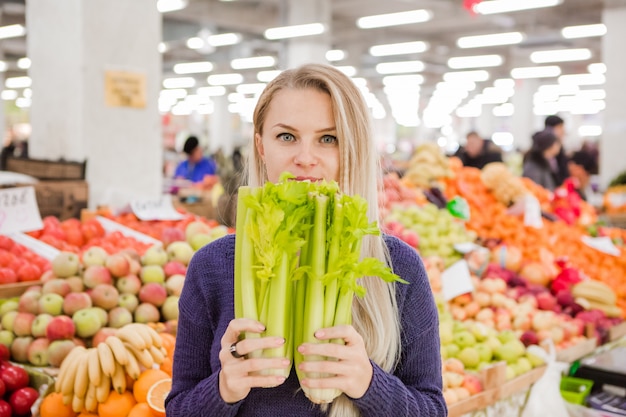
[6,156,86,181]
[555,337,598,363]
[0,281,43,299]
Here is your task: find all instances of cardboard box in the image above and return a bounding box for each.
[33,180,89,220]
[6,156,87,180]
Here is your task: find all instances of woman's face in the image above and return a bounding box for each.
[544,141,561,159]
[255,88,340,183]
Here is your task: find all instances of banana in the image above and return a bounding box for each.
[144,325,163,348]
[96,374,111,403]
[111,361,127,394]
[149,345,165,364]
[84,383,98,412]
[105,336,130,366]
[72,394,85,413]
[117,326,148,350]
[124,348,141,380]
[97,342,116,377]
[56,346,86,392]
[130,323,154,348]
[572,280,617,305]
[87,347,102,386]
[73,351,90,399]
[62,393,72,406]
[124,342,155,369]
[60,351,84,396]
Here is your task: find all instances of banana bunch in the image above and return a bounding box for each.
[481,162,528,206]
[404,142,452,188]
[573,279,621,318]
[55,323,167,413]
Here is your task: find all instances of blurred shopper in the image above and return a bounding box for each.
[456,131,502,169]
[523,130,562,191]
[568,150,599,201]
[544,115,568,185]
[173,136,217,183]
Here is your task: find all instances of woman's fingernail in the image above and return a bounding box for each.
[297,345,305,353]
[282,359,290,366]
[315,330,325,338]
[275,338,285,345]
[257,324,266,331]
[277,376,286,383]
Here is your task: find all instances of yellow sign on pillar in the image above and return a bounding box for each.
[104,70,147,108]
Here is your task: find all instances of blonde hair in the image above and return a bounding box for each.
[248,63,401,417]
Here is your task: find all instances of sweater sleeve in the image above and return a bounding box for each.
[351,236,447,417]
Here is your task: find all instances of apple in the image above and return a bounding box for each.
[141,245,168,266]
[462,374,483,395]
[116,274,142,295]
[23,285,42,295]
[46,316,76,341]
[105,253,131,278]
[161,227,186,246]
[495,340,526,364]
[190,233,212,251]
[65,276,84,293]
[9,337,33,363]
[107,307,133,329]
[31,314,53,338]
[90,284,120,310]
[457,347,480,369]
[164,319,178,336]
[88,307,108,327]
[9,386,39,416]
[140,265,165,284]
[134,303,160,324]
[13,313,36,337]
[138,283,167,307]
[41,279,71,297]
[0,300,18,318]
[82,265,113,289]
[453,331,476,349]
[118,248,140,263]
[27,337,50,366]
[161,295,179,321]
[91,327,118,347]
[0,344,8,362]
[185,221,211,242]
[0,331,14,349]
[72,309,102,338]
[0,311,17,332]
[118,293,139,313]
[39,269,55,283]
[38,293,65,316]
[474,343,493,362]
[163,261,186,278]
[17,292,41,315]
[209,225,229,240]
[166,241,194,266]
[165,274,185,296]
[51,251,80,278]
[47,339,77,367]
[63,292,93,316]
[82,246,108,267]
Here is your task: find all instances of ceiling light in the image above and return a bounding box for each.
[186,37,204,49]
[576,89,606,100]
[207,73,244,85]
[0,62,6,72]
[335,66,356,76]
[588,63,606,74]
[264,23,325,40]
[443,70,490,82]
[382,74,424,87]
[511,66,561,79]
[457,32,524,48]
[369,41,428,57]
[16,97,31,108]
[228,92,243,102]
[436,81,477,91]
[257,70,281,82]
[474,0,562,15]
[163,77,195,89]
[448,54,503,69]
[376,61,424,74]
[5,76,31,89]
[562,24,606,39]
[578,125,602,136]
[157,0,187,13]
[17,57,30,69]
[236,83,266,95]
[456,104,482,118]
[208,33,242,47]
[0,24,26,40]
[493,103,515,117]
[197,86,226,96]
[326,50,346,62]
[160,89,187,99]
[491,132,514,147]
[231,56,276,70]
[357,9,431,29]
[174,61,214,74]
[538,84,579,95]
[1,90,17,100]
[530,48,592,64]
[158,43,168,53]
[558,73,605,86]
[494,78,515,89]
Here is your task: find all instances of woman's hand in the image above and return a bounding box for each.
[218,318,291,403]
[297,325,373,399]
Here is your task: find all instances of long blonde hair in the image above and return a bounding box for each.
[248,63,401,417]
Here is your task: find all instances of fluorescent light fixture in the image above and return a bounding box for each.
[494,78,515,89]
[443,70,490,82]
[0,62,6,72]
[197,86,226,96]
[351,77,368,89]
[483,86,515,98]
[1,90,17,100]
[208,33,242,47]
[493,103,515,117]
[369,41,428,57]
[16,97,31,108]
[356,10,431,29]
[184,95,212,105]
[236,83,266,95]
[562,24,606,39]
[186,37,204,49]
[228,92,243,102]
[436,81,477,91]
[163,77,195,89]
[491,132,514,146]
[558,73,605,85]
[511,66,561,79]
[382,74,424,87]
[530,48,592,64]
[538,83,579,95]
[475,0,562,15]
[457,32,524,48]
[174,61,214,74]
[157,0,187,13]
[158,43,168,53]
[23,88,32,98]
[172,103,192,116]
[588,63,606,74]
[0,24,26,40]
[474,93,508,104]
[326,50,346,61]
[335,66,356,77]
[207,73,244,85]
[578,125,602,137]
[456,104,482,118]
[576,89,606,100]
[160,89,187,99]
[17,57,30,69]
[231,56,276,70]
[448,54,503,69]
[264,23,325,40]
[5,76,31,89]
[257,70,281,82]
[376,61,424,74]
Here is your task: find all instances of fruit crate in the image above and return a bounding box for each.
[560,376,594,405]
[6,156,86,181]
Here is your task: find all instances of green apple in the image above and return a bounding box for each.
[190,233,212,251]
[31,313,53,338]
[161,295,179,321]
[494,340,526,363]
[51,251,80,278]
[72,308,103,338]
[82,246,108,267]
[38,293,64,316]
[515,357,533,375]
[505,365,517,380]
[525,352,545,368]
[439,322,454,345]
[497,329,518,344]
[475,343,493,362]
[88,307,108,326]
[457,347,480,369]
[140,265,166,284]
[166,241,194,266]
[141,245,168,266]
[485,336,502,351]
[453,331,476,349]
[0,330,15,348]
[446,343,460,358]
[0,300,18,317]
[185,221,212,242]
[1,311,17,332]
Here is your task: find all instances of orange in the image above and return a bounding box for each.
[128,402,153,417]
[40,392,77,417]
[160,356,173,376]
[77,413,98,417]
[159,333,176,359]
[133,369,170,404]
[98,390,137,417]
[146,378,172,417]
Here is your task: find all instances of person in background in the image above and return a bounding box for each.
[568,150,599,201]
[523,130,562,191]
[544,115,568,186]
[174,136,217,183]
[166,63,446,417]
[456,131,502,169]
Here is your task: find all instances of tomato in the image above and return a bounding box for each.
[0,268,18,285]
[0,251,15,268]
[0,236,13,251]
[9,386,39,415]
[0,365,29,392]
[17,264,42,282]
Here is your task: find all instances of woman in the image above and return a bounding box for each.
[522,130,562,191]
[165,64,446,417]
[173,136,217,183]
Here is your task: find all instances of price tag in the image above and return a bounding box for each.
[0,187,43,235]
[453,242,482,254]
[523,195,543,229]
[441,259,475,301]
[130,195,184,221]
[581,236,620,257]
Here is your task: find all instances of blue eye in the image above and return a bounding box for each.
[277,133,295,142]
[320,135,337,144]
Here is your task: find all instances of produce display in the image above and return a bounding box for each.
[0,236,51,284]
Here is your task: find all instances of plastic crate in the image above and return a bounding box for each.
[561,376,594,405]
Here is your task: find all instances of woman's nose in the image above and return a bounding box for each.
[293,142,318,166]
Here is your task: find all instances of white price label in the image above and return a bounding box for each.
[441,260,475,301]
[0,187,43,235]
[130,195,184,221]
[581,236,620,257]
[523,195,543,229]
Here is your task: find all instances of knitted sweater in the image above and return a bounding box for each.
[165,234,446,417]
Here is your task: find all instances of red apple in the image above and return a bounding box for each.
[0,399,10,417]
[82,265,113,289]
[91,327,118,347]
[10,337,33,363]
[62,292,93,316]
[90,284,119,310]
[41,279,71,297]
[0,345,9,362]
[27,337,50,367]
[163,261,186,278]
[134,303,160,324]
[105,253,131,278]
[9,386,39,415]
[116,274,142,295]
[17,292,41,315]
[107,307,133,329]
[0,364,29,391]
[45,316,76,341]
[13,313,36,337]
[138,283,167,307]
[47,339,78,367]
[65,276,84,293]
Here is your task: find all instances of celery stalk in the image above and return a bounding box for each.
[323,198,342,328]
[234,186,251,320]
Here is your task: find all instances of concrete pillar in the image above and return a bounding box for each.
[209,95,234,155]
[600,4,626,188]
[26,0,162,207]
[285,0,331,68]
[510,78,537,151]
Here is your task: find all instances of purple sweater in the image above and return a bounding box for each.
[165,234,446,417]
